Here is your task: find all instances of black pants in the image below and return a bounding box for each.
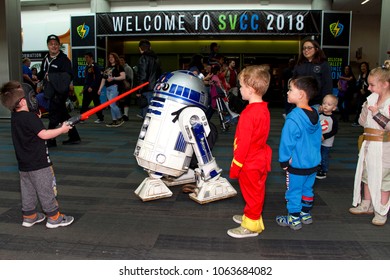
[80,89,104,121]
[48,97,80,141]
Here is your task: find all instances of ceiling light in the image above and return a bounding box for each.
[361,0,370,4]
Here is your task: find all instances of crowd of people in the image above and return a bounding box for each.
[1,36,389,236]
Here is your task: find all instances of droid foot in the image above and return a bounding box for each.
[189,176,237,204]
[134,178,173,201]
[162,169,196,187]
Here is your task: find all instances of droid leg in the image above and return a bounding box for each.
[134,174,173,201]
[189,168,237,204]
[178,107,237,204]
[162,169,195,187]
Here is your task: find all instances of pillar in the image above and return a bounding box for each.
[379,0,390,64]
[312,0,332,10]
[0,0,22,118]
[91,0,110,13]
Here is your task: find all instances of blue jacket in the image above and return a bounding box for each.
[279,107,322,175]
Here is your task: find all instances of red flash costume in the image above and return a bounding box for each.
[230,102,272,232]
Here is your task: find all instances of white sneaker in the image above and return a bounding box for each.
[94,119,104,124]
[372,212,387,226]
[227,226,258,238]
[349,200,374,215]
[232,215,243,224]
[46,214,74,229]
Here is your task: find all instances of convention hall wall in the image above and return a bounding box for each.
[20,4,381,70]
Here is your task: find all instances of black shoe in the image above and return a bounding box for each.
[122,115,129,121]
[62,139,81,145]
[47,139,57,148]
[316,171,327,179]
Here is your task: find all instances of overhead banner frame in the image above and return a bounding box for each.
[96,10,322,36]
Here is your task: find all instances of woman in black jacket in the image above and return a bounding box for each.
[292,38,333,107]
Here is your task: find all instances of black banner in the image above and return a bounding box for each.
[323,47,350,92]
[22,51,47,60]
[71,15,96,47]
[72,48,94,86]
[97,10,321,36]
[322,12,351,47]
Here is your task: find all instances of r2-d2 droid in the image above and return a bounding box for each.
[134,70,237,204]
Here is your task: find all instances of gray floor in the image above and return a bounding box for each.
[0,105,389,260]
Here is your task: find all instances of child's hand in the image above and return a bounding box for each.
[368,105,379,116]
[61,121,72,133]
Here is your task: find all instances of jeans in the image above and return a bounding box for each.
[141,91,154,118]
[106,84,122,120]
[320,145,331,173]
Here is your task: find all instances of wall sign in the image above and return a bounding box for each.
[97,10,322,36]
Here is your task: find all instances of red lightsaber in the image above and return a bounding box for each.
[67,81,149,125]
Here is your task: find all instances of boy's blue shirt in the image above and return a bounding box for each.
[279,107,322,173]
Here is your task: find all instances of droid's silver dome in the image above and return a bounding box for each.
[154,70,209,110]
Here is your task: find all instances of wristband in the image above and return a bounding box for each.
[373,112,390,129]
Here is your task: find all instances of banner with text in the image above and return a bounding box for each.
[96,10,322,36]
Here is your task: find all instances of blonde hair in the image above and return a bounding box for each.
[323,93,338,106]
[22,57,30,64]
[238,65,270,96]
[369,59,390,83]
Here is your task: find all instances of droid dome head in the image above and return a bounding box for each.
[154,70,209,110]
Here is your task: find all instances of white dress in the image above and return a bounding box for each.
[352,93,390,215]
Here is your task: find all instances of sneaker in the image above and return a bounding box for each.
[46,213,74,229]
[349,200,374,215]
[106,119,124,128]
[122,115,129,121]
[62,138,81,145]
[232,215,243,224]
[276,214,302,230]
[352,122,361,127]
[22,212,46,228]
[300,211,313,225]
[316,171,327,179]
[372,212,387,226]
[94,119,104,124]
[227,226,258,238]
[115,119,124,127]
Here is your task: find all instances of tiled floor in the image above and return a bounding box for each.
[0,105,389,260]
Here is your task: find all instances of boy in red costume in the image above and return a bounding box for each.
[227,65,272,238]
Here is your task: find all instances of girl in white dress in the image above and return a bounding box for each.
[349,60,390,226]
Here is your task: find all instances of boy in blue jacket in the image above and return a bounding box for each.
[276,76,322,230]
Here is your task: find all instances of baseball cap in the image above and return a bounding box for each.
[47,34,60,44]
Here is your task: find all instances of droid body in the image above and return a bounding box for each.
[134,70,236,203]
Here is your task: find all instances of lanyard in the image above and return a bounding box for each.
[44,55,57,81]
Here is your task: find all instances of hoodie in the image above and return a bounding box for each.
[279,107,322,175]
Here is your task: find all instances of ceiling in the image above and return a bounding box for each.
[20,0,382,16]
